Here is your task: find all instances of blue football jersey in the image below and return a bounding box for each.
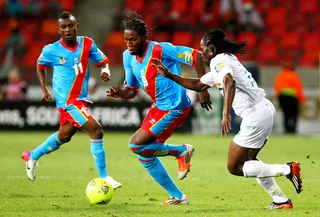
[37,36,108,109]
[123,41,200,110]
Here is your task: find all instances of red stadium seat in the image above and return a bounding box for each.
[299,0,318,14]
[171,31,193,47]
[277,0,297,12]
[280,32,300,49]
[144,0,166,17]
[170,0,188,13]
[102,45,123,65]
[40,19,58,37]
[237,32,257,49]
[58,0,75,12]
[104,31,125,48]
[266,8,287,27]
[302,32,320,51]
[125,0,144,13]
[298,48,319,67]
[150,31,171,42]
[255,0,275,15]
[257,41,279,64]
[310,13,320,31]
[190,0,205,15]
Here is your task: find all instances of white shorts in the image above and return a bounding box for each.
[233,98,276,149]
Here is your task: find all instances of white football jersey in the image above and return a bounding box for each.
[200,53,265,116]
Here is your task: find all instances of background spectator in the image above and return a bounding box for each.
[0,67,27,101]
[274,61,305,134]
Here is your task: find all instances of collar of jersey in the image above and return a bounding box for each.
[136,41,151,64]
[59,38,79,52]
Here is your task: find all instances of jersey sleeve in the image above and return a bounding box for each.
[160,42,200,67]
[37,45,52,69]
[209,56,233,83]
[89,39,109,67]
[200,72,216,87]
[123,51,140,90]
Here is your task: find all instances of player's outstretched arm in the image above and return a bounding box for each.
[36,67,51,102]
[106,86,138,99]
[152,58,209,92]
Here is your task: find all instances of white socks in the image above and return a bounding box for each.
[257,177,289,203]
[243,160,291,178]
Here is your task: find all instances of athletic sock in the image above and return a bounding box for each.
[129,142,186,157]
[243,160,291,178]
[30,132,64,160]
[91,139,108,178]
[256,177,289,203]
[138,155,183,199]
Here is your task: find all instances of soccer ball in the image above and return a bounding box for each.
[86,178,114,204]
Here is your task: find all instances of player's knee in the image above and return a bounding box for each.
[90,127,104,139]
[128,143,141,155]
[227,162,238,175]
[58,135,72,143]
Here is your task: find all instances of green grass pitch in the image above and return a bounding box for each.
[0,131,319,217]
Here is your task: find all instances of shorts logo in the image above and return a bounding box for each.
[59,57,66,65]
[149,118,156,125]
[214,62,224,73]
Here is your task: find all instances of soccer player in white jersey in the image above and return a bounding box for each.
[151,28,302,209]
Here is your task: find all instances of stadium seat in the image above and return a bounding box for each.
[298,48,319,67]
[237,32,257,49]
[280,32,300,49]
[255,0,275,15]
[102,45,123,65]
[288,13,309,33]
[40,19,58,37]
[190,0,205,15]
[144,0,166,17]
[104,31,126,48]
[150,31,171,42]
[299,0,318,14]
[58,0,75,12]
[171,31,193,47]
[277,0,297,12]
[170,0,188,13]
[257,41,279,64]
[302,32,320,51]
[124,0,144,13]
[266,8,286,28]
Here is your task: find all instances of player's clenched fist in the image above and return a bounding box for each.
[41,90,52,102]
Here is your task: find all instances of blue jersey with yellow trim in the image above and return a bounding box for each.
[123,41,200,111]
[37,36,108,109]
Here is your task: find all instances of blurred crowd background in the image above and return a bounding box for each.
[0,0,319,134]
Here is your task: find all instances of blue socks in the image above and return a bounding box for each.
[138,155,183,199]
[30,132,64,160]
[91,139,108,178]
[129,142,186,157]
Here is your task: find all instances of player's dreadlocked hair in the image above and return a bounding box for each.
[122,12,148,37]
[203,29,246,55]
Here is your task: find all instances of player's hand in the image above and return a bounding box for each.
[200,90,212,111]
[221,114,232,137]
[151,58,170,77]
[41,90,52,102]
[101,69,111,82]
[106,86,121,98]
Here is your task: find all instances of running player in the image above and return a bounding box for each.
[106,12,212,205]
[21,11,121,189]
[152,28,302,209]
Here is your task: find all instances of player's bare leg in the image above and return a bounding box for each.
[81,118,121,189]
[227,140,301,209]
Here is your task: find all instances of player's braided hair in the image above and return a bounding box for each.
[203,29,246,55]
[122,12,148,37]
[59,11,74,19]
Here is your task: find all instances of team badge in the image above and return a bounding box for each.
[214,62,224,73]
[59,57,66,65]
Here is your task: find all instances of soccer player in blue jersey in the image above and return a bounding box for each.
[106,12,212,205]
[21,11,121,189]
